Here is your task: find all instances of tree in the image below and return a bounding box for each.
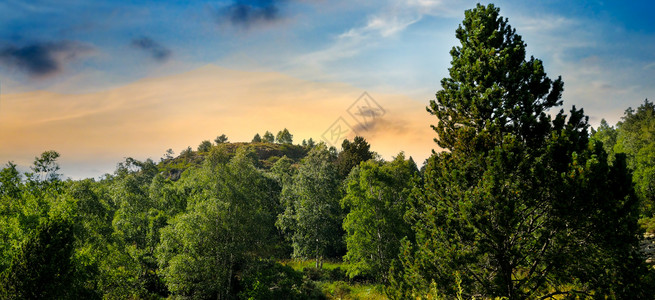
[110,158,168,298]
[214,134,229,144]
[157,147,280,298]
[263,131,275,143]
[614,100,655,215]
[341,153,417,282]
[252,133,262,143]
[197,140,212,152]
[276,128,293,144]
[336,136,374,178]
[0,163,23,273]
[0,216,96,299]
[30,150,61,182]
[163,148,175,160]
[276,144,343,267]
[302,138,316,149]
[180,146,193,158]
[591,119,618,157]
[390,4,649,299]
[591,100,655,223]
[0,162,21,200]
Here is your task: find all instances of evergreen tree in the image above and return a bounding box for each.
[197,140,212,152]
[390,4,649,299]
[263,131,275,143]
[252,133,262,143]
[336,136,374,178]
[214,134,229,144]
[276,128,294,144]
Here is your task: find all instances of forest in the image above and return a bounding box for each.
[1,4,655,300]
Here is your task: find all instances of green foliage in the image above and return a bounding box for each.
[605,100,655,216]
[238,259,323,300]
[591,100,655,229]
[277,144,344,267]
[341,153,417,282]
[108,157,169,298]
[197,140,212,152]
[336,136,374,178]
[391,4,650,299]
[215,134,229,144]
[302,138,316,149]
[0,216,97,299]
[181,146,193,156]
[427,4,562,154]
[263,131,275,143]
[163,148,175,160]
[29,150,62,183]
[157,146,281,298]
[591,119,618,159]
[1,5,652,297]
[0,163,23,272]
[277,128,294,144]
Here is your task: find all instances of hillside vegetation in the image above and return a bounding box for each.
[1,4,654,300]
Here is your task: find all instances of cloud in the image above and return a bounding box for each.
[0,65,436,179]
[0,41,93,78]
[216,0,287,28]
[295,0,460,68]
[131,37,171,62]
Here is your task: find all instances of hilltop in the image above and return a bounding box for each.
[158,142,311,180]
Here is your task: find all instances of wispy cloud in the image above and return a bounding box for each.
[131,37,171,62]
[0,41,93,78]
[0,65,435,178]
[295,0,460,68]
[509,11,654,125]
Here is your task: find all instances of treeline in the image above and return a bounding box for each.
[2,3,655,300]
[0,134,413,299]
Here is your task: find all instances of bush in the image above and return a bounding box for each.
[303,267,325,281]
[238,260,324,300]
[326,267,348,282]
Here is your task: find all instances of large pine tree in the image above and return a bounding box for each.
[390,4,651,299]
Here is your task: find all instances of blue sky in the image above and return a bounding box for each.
[0,0,653,178]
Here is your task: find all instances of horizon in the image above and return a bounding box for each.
[1,0,653,179]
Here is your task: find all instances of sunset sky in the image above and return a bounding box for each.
[1,0,654,179]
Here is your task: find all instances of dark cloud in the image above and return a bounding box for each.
[0,41,92,78]
[217,0,287,28]
[131,37,171,62]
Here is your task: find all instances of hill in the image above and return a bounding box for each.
[158,142,311,180]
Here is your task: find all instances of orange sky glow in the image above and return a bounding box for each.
[0,65,438,178]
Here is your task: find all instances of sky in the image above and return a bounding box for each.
[0,0,653,179]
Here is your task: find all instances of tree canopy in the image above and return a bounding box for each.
[336,136,374,178]
[341,153,417,282]
[214,134,229,144]
[0,4,652,300]
[277,144,344,267]
[276,128,294,144]
[390,4,649,299]
[263,131,275,143]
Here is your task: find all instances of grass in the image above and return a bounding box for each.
[319,281,386,300]
[280,259,388,300]
[280,259,344,271]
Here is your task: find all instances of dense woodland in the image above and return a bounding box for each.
[1,4,655,299]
